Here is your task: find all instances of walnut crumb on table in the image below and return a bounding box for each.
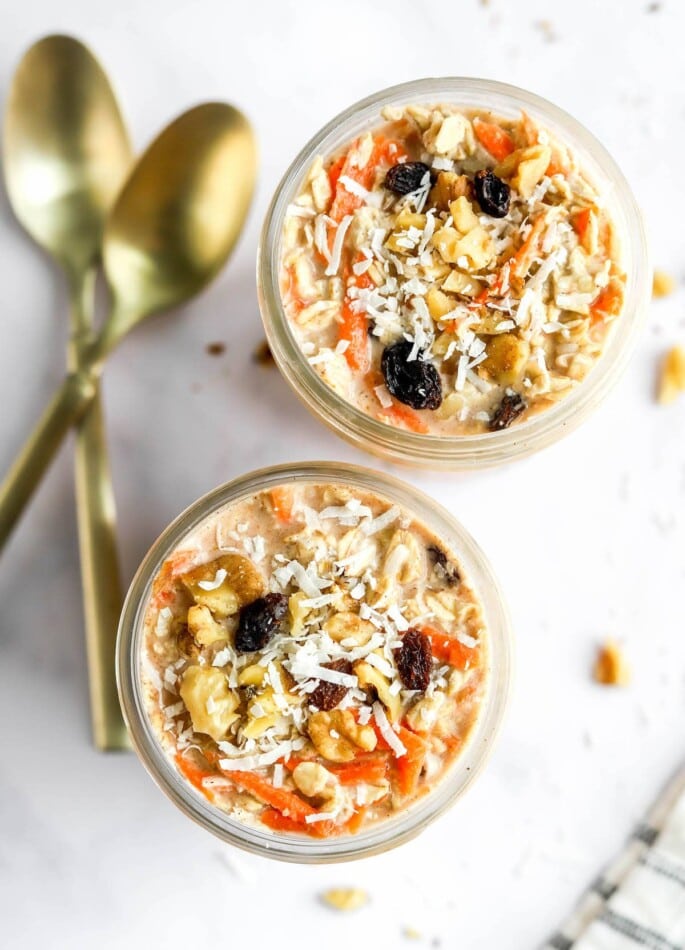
[253,339,275,365]
[205,341,226,356]
[657,345,685,404]
[652,270,676,298]
[320,887,369,911]
[594,640,630,686]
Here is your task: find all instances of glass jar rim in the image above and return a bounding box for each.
[116,461,514,863]
[257,77,651,469]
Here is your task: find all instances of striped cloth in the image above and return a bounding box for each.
[546,767,685,950]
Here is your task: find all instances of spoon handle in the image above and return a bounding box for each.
[69,273,129,750]
[0,372,96,546]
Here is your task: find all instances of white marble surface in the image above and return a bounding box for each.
[1,1,684,947]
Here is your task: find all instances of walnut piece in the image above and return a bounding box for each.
[428,171,471,211]
[179,666,239,740]
[593,640,630,686]
[292,762,338,801]
[180,554,264,618]
[187,604,226,646]
[323,611,374,646]
[320,888,369,912]
[308,709,377,762]
[657,345,685,404]
[652,270,676,299]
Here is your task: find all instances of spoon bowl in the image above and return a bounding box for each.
[100,102,257,351]
[4,34,132,281]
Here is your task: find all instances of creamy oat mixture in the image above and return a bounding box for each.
[280,103,625,434]
[141,483,486,837]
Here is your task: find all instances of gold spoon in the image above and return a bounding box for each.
[3,35,133,748]
[0,102,257,534]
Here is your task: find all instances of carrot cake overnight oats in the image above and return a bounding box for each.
[278,101,628,436]
[134,475,496,844]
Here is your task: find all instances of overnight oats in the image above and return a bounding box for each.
[118,464,512,859]
[259,80,649,467]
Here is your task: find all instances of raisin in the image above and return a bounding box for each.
[394,629,432,692]
[310,659,353,711]
[385,161,432,196]
[235,593,288,653]
[428,545,461,586]
[473,169,510,218]
[489,391,527,431]
[381,339,442,411]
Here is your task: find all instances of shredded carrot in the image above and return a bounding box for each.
[572,208,592,244]
[590,278,624,323]
[394,727,429,796]
[282,264,306,316]
[344,806,368,834]
[281,756,307,772]
[260,808,305,834]
[420,624,478,671]
[330,755,389,786]
[261,805,368,838]
[328,154,346,193]
[379,401,429,434]
[518,111,539,147]
[509,215,547,280]
[175,754,214,802]
[228,771,315,822]
[473,117,515,162]
[339,298,371,373]
[329,136,406,221]
[269,486,294,524]
[545,153,568,178]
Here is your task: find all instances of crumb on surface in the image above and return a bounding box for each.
[206,341,226,356]
[594,640,630,686]
[657,345,685,404]
[652,270,676,298]
[253,339,275,365]
[320,887,369,912]
[403,925,422,940]
[534,19,557,41]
